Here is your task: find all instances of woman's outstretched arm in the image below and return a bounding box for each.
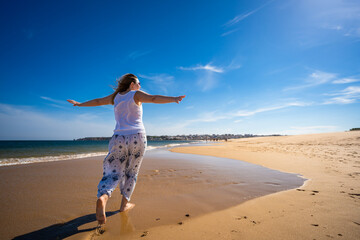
[67,93,114,107]
[134,91,185,105]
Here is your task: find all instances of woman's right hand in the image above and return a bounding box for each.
[67,99,80,106]
[174,95,186,104]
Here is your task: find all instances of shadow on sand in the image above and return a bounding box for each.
[12,210,119,240]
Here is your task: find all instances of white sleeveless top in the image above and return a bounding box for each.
[113,90,145,135]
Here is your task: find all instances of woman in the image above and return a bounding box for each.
[67,73,185,226]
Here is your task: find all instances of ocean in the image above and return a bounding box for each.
[0,140,201,167]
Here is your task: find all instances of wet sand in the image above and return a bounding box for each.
[145,131,360,240]
[0,145,304,239]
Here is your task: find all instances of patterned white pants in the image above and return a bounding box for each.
[97,133,147,201]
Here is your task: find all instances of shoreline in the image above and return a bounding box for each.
[0,140,205,167]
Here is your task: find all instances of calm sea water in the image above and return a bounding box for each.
[0,140,200,166]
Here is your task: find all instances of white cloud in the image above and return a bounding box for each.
[301,0,360,38]
[226,59,242,70]
[324,97,355,104]
[322,24,343,31]
[223,10,258,27]
[178,60,241,73]
[284,70,337,91]
[233,102,309,117]
[148,100,311,135]
[323,86,360,104]
[139,73,174,83]
[332,78,360,84]
[222,0,274,36]
[178,63,224,73]
[223,0,274,27]
[138,73,174,93]
[166,101,309,131]
[178,63,223,91]
[40,96,68,104]
[342,86,360,95]
[305,70,335,84]
[178,61,240,92]
[196,71,217,92]
[40,96,70,109]
[42,95,113,110]
[221,27,241,37]
[46,103,69,110]
[283,70,360,104]
[343,27,360,37]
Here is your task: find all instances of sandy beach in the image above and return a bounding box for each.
[153,131,360,240]
[1,131,359,239]
[0,145,302,239]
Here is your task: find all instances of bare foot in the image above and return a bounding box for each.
[120,203,135,212]
[96,198,107,224]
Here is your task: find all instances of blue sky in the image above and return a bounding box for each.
[0,0,359,140]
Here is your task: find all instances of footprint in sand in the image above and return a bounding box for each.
[235,216,259,224]
[141,231,149,237]
[348,193,360,199]
[149,169,160,176]
[93,225,106,236]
